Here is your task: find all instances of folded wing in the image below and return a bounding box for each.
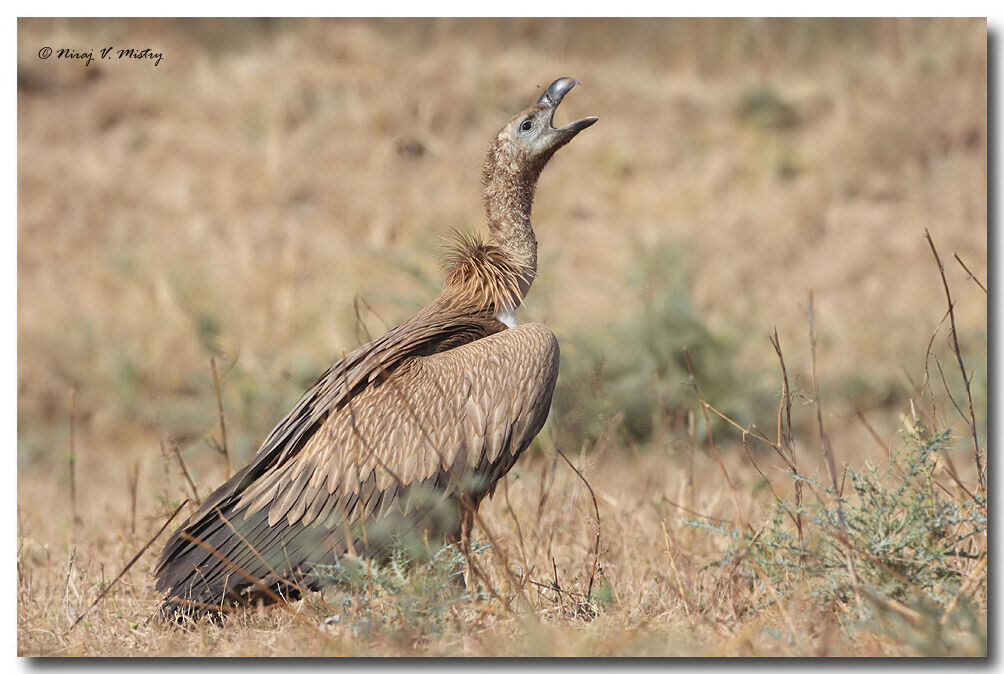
[155,320,558,612]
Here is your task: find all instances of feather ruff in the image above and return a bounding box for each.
[441,230,533,315]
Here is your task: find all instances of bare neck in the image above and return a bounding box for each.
[483,162,541,292]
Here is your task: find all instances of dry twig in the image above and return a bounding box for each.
[127,461,140,537]
[661,521,693,624]
[209,357,231,480]
[68,389,79,525]
[166,438,201,506]
[554,445,602,604]
[501,475,532,591]
[770,328,804,557]
[64,501,188,635]
[807,289,862,607]
[952,252,987,295]
[848,401,891,461]
[683,346,746,531]
[924,229,985,496]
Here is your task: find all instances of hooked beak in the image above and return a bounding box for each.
[537,77,598,135]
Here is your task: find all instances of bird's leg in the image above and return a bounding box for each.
[459,504,475,592]
[460,505,473,554]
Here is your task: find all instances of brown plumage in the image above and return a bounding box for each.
[154,77,597,616]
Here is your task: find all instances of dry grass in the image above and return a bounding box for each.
[17,18,986,657]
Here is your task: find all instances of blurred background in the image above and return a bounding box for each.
[17,15,986,574]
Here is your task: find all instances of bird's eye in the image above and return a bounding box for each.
[520,120,533,132]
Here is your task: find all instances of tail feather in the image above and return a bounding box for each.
[155,496,340,618]
[154,471,466,620]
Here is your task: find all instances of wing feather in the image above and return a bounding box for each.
[236,323,557,530]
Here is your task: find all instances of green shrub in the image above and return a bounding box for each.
[737,85,799,131]
[313,541,488,642]
[688,424,986,654]
[553,241,775,452]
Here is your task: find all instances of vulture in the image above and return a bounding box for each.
[155,77,598,616]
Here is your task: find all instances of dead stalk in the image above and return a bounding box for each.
[661,496,735,525]
[61,546,76,628]
[68,389,79,525]
[554,445,602,603]
[919,307,951,432]
[952,251,987,295]
[924,229,985,497]
[770,328,804,559]
[166,438,201,506]
[738,431,786,513]
[465,505,531,618]
[127,460,140,537]
[209,358,231,480]
[807,289,862,608]
[848,401,891,461]
[661,521,693,624]
[686,409,696,511]
[933,355,969,424]
[501,475,532,588]
[683,346,746,531]
[64,501,188,636]
[749,556,799,641]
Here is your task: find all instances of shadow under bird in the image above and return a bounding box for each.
[154,77,598,616]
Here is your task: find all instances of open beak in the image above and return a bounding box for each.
[538,77,598,134]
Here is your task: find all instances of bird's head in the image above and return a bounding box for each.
[483,77,598,185]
